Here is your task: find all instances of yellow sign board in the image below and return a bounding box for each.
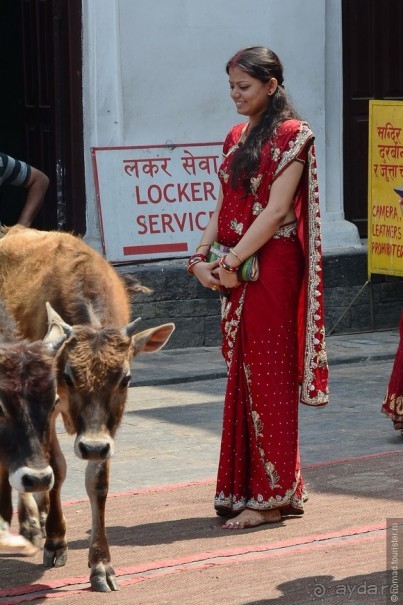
[368,100,403,277]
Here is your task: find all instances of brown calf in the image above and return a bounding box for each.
[0,298,66,548]
[0,225,175,591]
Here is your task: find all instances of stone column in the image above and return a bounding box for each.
[321,0,362,251]
[82,0,123,253]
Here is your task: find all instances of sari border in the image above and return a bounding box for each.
[300,143,329,406]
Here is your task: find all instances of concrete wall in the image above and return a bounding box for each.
[121,253,403,350]
[82,0,361,253]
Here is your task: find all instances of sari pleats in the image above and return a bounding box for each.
[215,233,305,514]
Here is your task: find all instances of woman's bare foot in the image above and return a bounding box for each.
[222,508,281,529]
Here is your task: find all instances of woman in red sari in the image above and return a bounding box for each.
[381,191,403,432]
[381,309,403,431]
[188,47,329,529]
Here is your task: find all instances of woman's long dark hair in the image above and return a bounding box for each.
[227,46,300,190]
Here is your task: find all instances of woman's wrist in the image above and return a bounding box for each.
[187,253,207,275]
[229,248,244,265]
[219,256,240,273]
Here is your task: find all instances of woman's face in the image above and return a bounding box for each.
[228,66,276,123]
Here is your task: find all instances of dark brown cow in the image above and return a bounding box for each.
[0,298,66,549]
[0,225,175,592]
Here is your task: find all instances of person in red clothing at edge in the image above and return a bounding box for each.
[188,46,329,530]
[381,187,403,434]
[0,151,49,227]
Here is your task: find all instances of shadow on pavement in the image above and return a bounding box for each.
[243,570,391,604]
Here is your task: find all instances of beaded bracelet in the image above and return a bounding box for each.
[219,256,239,273]
[187,253,207,275]
[229,248,244,263]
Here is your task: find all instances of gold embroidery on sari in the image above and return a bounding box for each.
[244,363,282,490]
[214,471,302,511]
[252,202,263,215]
[222,286,247,367]
[396,395,403,415]
[274,122,312,176]
[250,174,262,194]
[251,410,263,435]
[222,125,248,159]
[264,461,282,490]
[382,391,403,420]
[230,219,243,235]
[222,144,239,158]
[219,168,229,183]
[272,221,297,239]
[387,392,396,411]
[299,144,328,405]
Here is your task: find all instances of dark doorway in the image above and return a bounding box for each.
[342,0,403,238]
[0,0,85,234]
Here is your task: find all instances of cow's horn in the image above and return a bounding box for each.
[122,317,141,338]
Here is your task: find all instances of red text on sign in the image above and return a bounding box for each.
[135,182,216,204]
[137,211,214,234]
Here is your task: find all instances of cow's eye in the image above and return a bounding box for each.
[120,375,131,389]
[63,372,74,388]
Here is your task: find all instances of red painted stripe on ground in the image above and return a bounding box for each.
[118,531,382,589]
[115,521,387,573]
[0,526,387,603]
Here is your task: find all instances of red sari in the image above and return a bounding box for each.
[381,310,403,430]
[214,119,329,515]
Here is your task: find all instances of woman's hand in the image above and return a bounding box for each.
[192,260,222,291]
[218,267,241,289]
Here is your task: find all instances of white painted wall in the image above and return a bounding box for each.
[82,0,361,253]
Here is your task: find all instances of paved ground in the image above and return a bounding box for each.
[3,328,403,604]
[54,329,402,501]
[2,454,401,604]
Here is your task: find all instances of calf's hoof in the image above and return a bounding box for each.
[43,544,68,568]
[90,564,119,592]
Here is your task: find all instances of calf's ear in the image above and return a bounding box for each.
[131,323,175,356]
[43,331,67,355]
[44,302,73,347]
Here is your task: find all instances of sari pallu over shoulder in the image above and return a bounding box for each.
[272,122,329,406]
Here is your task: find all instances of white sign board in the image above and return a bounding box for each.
[91,142,223,262]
